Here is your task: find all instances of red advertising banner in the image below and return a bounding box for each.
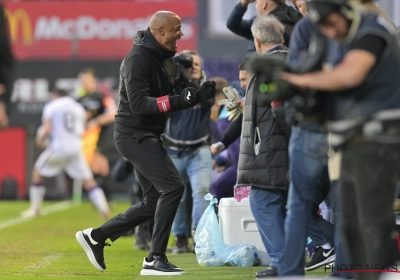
[0,128,26,199]
[4,1,197,60]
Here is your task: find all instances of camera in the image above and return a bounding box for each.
[174,53,193,69]
[248,31,327,105]
[174,53,194,83]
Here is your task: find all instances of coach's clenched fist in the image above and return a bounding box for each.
[196,81,216,102]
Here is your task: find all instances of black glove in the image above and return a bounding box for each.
[196,81,216,102]
[169,82,216,111]
[169,87,198,110]
[180,87,198,105]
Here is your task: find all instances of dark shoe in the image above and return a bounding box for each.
[171,235,189,254]
[305,247,335,271]
[140,255,184,275]
[256,266,277,278]
[75,228,110,272]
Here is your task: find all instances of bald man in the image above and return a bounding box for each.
[76,11,216,276]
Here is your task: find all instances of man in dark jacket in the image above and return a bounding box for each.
[211,15,290,278]
[76,11,216,276]
[0,3,14,130]
[226,0,302,53]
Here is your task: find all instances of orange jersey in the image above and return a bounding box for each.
[82,126,101,164]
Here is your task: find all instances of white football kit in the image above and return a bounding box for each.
[34,96,92,180]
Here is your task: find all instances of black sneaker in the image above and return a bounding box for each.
[305,247,336,271]
[140,255,184,275]
[75,228,110,272]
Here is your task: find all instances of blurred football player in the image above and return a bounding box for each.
[21,89,110,219]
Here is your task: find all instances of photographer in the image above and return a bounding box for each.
[163,50,214,254]
[280,1,400,279]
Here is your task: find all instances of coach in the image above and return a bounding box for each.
[76,11,216,276]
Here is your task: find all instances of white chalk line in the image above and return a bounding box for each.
[11,253,64,276]
[0,201,72,231]
[26,253,64,269]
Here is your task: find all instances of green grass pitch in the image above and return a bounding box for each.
[0,201,328,279]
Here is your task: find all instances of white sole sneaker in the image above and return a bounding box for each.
[305,255,336,271]
[75,230,105,272]
[140,269,185,276]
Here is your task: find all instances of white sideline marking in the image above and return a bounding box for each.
[0,201,72,231]
[26,253,63,269]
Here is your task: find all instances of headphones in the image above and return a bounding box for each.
[306,0,354,24]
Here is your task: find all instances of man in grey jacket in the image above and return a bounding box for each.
[211,15,290,278]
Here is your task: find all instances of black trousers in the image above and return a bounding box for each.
[99,130,184,254]
[338,140,400,280]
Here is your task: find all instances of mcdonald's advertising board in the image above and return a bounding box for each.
[3,1,197,60]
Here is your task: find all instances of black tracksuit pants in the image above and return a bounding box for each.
[338,140,400,280]
[99,130,184,254]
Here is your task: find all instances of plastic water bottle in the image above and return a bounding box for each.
[234,185,251,202]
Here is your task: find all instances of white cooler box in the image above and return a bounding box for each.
[218,197,270,265]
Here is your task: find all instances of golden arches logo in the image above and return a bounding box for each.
[4,8,33,45]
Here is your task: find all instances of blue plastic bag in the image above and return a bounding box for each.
[194,194,259,267]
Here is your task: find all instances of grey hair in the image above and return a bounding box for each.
[251,15,285,45]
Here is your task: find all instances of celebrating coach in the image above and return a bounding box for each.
[76,11,216,276]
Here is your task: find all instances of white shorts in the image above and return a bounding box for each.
[34,148,93,180]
